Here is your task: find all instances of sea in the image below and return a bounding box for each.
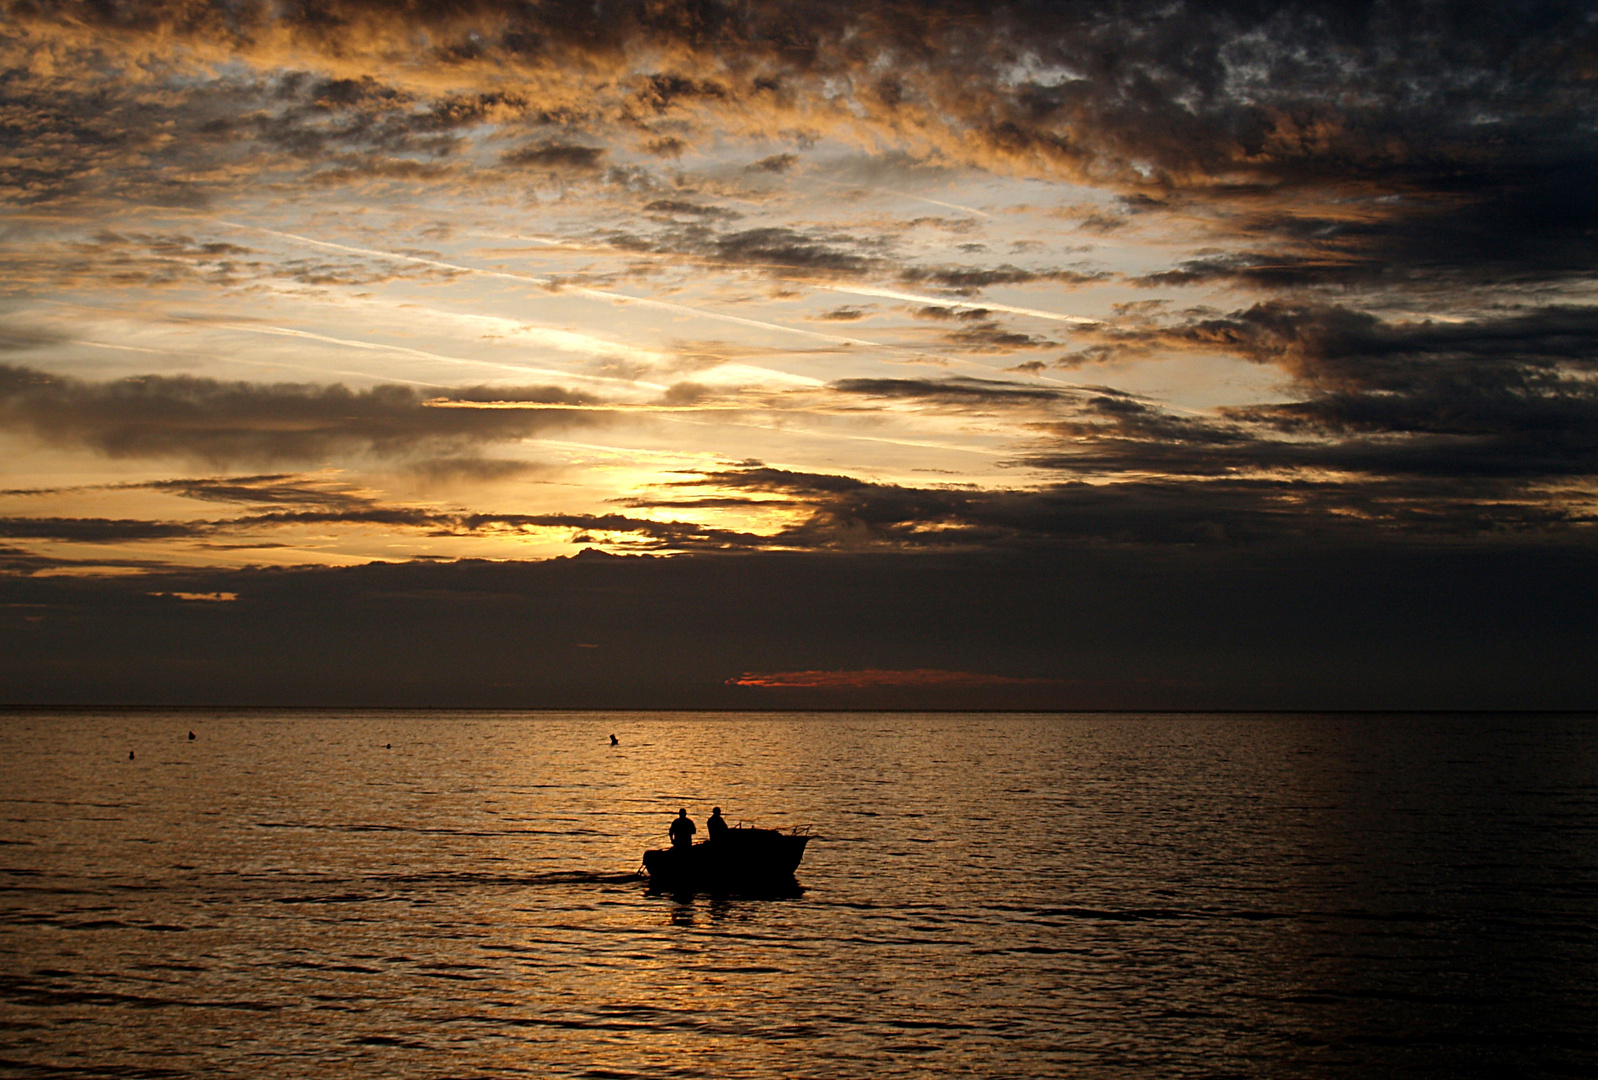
[0,710,1594,1079]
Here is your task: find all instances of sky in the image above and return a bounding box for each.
[2,0,1596,708]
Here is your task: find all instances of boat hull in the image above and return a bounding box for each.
[643,828,809,894]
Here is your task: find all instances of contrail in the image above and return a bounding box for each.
[811,176,994,219]
[814,283,1100,324]
[68,339,167,354]
[219,222,885,350]
[218,220,1088,387]
[214,323,666,390]
[472,230,1098,327]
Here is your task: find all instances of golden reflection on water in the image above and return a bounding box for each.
[0,710,1594,1077]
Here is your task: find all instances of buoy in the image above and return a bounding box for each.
[128,751,134,760]
[187,731,195,741]
[610,734,619,746]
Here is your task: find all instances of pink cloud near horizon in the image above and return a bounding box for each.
[727,668,1054,690]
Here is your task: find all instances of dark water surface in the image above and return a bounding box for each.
[1,711,1595,1078]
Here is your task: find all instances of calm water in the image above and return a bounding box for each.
[0,711,1594,1078]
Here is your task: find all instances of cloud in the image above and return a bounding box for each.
[938,320,1053,352]
[1136,159,1598,290]
[9,0,1594,304]
[600,217,1108,295]
[813,306,871,322]
[4,4,1598,562]
[666,462,1597,550]
[0,499,768,554]
[600,222,883,277]
[702,227,879,275]
[1017,301,1598,481]
[643,199,741,220]
[500,141,607,172]
[4,545,1596,709]
[0,323,68,352]
[406,456,544,484]
[1173,303,1598,390]
[143,474,379,509]
[0,517,202,542]
[0,365,606,466]
[746,153,797,173]
[900,265,1105,295]
[830,376,1064,404]
[726,668,1050,689]
[454,511,762,549]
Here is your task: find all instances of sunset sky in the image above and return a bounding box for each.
[3,1,1596,708]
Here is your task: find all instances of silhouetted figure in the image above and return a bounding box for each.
[669,808,696,849]
[610,734,619,746]
[188,731,195,741]
[707,806,728,842]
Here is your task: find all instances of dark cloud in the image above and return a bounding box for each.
[910,305,991,321]
[659,461,1597,550]
[1028,302,1598,481]
[607,221,885,275]
[610,495,802,510]
[632,74,728,113]
[303,157,456,187]
[3,544,1595,709]
[0,517,201,542]
[813,306,871,321]
[645,135,688,157]
[142,475,377,509]
[900,265,1105,295]
[939,320,1052,352]
[407,456,543,484]
[0,499,764,553]
[707,227,878,274]
[0,507,442,545]
[1145,158,1598,289]
[1133,252,1355,290]
[456,512,761,549]
[643,199,740,220]
[1194,303,1598,478]
[9,0,1592,294]
[0,365,604,466]
[1178,303,1598,388]
[500,141,606,172]
[830,376,1064,404]
[6,2,1597,710]
[746,153,797,173]
[605,222,1103,289]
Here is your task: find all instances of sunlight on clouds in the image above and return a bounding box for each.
[2,1,1596,574]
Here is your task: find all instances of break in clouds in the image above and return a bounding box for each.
[2,0,1597,574]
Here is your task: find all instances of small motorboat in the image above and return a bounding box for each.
[643,826,810,894]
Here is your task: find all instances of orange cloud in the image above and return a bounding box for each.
[727,668,1049,690]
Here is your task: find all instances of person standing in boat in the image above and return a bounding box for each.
[707,807,728,842]
[669,808,696,848]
